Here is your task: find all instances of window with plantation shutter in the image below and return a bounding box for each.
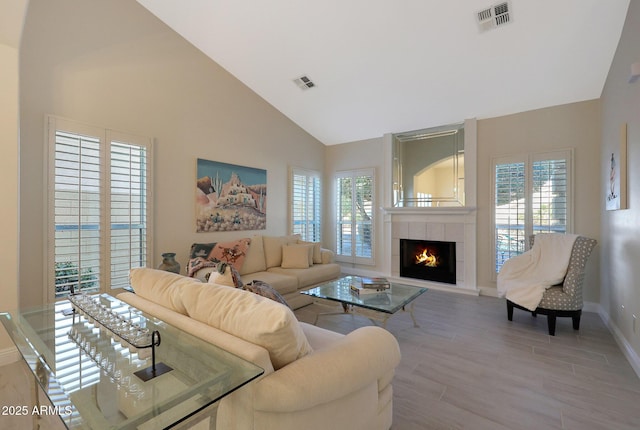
[110,139,149,289]
[335,169,374,265]
[290,168,321,242]
[48,117,153,299]
[492,150,572,274]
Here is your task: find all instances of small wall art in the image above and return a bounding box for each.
[196,158,267,232]
[606,123,628,211]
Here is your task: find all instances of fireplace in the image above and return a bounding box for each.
[400,239,456,285]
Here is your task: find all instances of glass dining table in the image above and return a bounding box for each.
[0,294,264,429]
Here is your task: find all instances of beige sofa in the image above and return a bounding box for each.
[190,234,341,309]
[118,268,401,430]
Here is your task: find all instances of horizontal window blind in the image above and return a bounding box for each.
[291,168,321,242]
[494,161,526,273]
[53,130,101,297]
[532,158,567,234]
[110,142,148,289]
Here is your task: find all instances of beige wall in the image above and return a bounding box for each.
[600,0,640,363]
[19,0,324,307]
[0,0,28,357]
[0,43,20,353]
[476,100,602,299]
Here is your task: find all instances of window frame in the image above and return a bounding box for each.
[46,116,153,302]
[491,149,573,278]
[334,168,375,266]
[289,167,322,242]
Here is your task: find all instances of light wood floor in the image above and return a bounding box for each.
[295,290,640,430]
[2,290,640,429]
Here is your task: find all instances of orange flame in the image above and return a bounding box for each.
[415,249,439,267]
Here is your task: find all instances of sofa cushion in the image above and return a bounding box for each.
[281,244,312,269]
[129,268,199,315]
[239,235,267,275]
[181,282,312,369]
[269,263,342,288]
[262,234,300,269]
[240,271,299,295]
[298,240,322,264]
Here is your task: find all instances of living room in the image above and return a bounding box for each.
[1,0,640,428]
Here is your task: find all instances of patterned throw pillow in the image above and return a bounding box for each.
[243,280,290,308]
[208,238,251,272]
[186,238,252,278]
[189,242,217,259]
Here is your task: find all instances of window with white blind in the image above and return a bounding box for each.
[48,116,153,299]
[335,169,375,265]
[492,150,572,273]
[290,167,321,242]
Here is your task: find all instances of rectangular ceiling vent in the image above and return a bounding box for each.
[477,1,512,32]
[293,75,316,90]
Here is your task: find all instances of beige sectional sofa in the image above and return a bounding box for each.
[190,234,341,309]
[118,268,401,430]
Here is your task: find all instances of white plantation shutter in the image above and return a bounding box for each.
[335,169,374,265]
[532,156,568,234]
[48,117,153,299]
[290,168,321,242]
[53,128,102,296]
[110,137,149,289]
[493,150,572,274]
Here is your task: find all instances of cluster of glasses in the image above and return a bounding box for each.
[67,327,147,400]
[68,293,153,359]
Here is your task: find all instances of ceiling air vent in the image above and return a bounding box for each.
[293,75,316,90]
[477,1,512,32]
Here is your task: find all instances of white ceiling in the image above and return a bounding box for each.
[136,0,630,145]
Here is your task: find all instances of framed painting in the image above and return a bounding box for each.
[606,123,628,211]
[196,158,267,232]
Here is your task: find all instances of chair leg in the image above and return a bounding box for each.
[572,310,582,331]
[547,312,557,336]
[507,301,514,321]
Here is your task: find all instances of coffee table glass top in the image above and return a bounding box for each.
[0,294,264,429]
[302,276,427,314]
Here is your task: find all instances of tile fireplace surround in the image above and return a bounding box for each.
[385,207,477,294]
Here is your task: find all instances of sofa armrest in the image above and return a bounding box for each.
[320,248,335,264]
[252,326,400,412]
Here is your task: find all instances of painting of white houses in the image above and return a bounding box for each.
[196,159,267,232]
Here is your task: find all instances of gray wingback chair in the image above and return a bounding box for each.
[506,235,597,336]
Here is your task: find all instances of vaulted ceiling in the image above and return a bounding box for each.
[136,0,630,145]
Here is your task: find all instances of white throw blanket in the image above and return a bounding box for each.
[497,234,578,311]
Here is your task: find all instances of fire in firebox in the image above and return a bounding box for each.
[415,248,439,267]
[400,239,456,284]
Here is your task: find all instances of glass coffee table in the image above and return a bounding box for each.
[0,294,264,429]
[301,276,427,328]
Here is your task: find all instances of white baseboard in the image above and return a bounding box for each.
[596,305,640,379]
[478,286,499,297]
[0,346,20,367]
